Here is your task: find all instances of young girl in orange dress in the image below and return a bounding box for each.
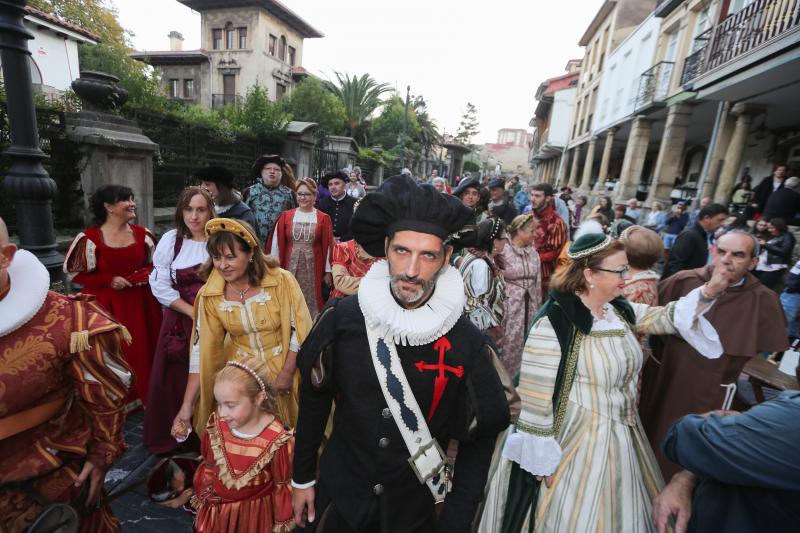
[192,356,294,533]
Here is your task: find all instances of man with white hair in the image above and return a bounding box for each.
[763,175,800,223]
[626,198,641,223]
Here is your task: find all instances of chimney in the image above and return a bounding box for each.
[168,31,184,52]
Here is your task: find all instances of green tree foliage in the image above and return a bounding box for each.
[324,72,391,146]
[411,95,440,157]
[370,95,420,152]
[455,102,480,147]
[28,0,164,109]
[282,77,346,136]
[217,84,289,143]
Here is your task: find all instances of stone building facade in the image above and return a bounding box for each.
[130,0,322,107]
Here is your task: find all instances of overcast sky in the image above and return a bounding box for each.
[114,0,600,144]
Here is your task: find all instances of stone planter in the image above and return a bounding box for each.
[71,71,129,112]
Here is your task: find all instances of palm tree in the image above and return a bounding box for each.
[324,72,391,146]
[412,96,441,173]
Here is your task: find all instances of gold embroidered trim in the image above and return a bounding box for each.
[588,329,625,338]
[207,414,292,490]
[273,518,295,533]
[515,331,583,437]
[567,235,613,259]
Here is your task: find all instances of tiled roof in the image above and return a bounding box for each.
[24,6,100,42]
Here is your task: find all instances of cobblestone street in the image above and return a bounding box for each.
[107,410,194,532]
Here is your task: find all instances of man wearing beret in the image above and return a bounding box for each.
[292,175,516,532]
[316,170,357,242]
[245,154,297,243]
[452,176,487,224]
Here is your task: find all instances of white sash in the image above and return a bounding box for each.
[365,324,448,503]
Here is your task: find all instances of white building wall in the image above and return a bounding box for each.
[549,87,577,147]
[24,22,84,91]
[592,13,660,133]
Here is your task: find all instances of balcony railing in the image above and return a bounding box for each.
[705,0,800,73]
[635,61,674,111]
[680,29,712,87]
[212,93,240,108]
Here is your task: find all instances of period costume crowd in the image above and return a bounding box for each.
[1,161,799,533]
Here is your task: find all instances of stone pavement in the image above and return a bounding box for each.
[105,410,194,532]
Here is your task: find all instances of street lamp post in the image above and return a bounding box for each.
[0,0,64,284]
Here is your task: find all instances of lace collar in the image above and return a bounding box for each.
[358,260,465,346]
[0,249,50,337]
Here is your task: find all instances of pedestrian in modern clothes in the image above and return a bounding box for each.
[753,217,795,290]
[661,203,728,280]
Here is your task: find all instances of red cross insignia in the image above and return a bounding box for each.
[415,336,463,420]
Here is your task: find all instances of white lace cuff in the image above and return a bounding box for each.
[189,343,200,374]
[673,286,722,359]
[502,431,562,476]
[291,479,315,489]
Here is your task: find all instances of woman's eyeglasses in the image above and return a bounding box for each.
[297,192,314,197]
[594,265,631,278]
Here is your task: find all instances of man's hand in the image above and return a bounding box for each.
[653,471,696,533]
[292,486,316,527]
[705,262,734,298]
[702,409,738,418]
[74,461,106,506]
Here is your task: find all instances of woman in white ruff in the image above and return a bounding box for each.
[480,232,730,532]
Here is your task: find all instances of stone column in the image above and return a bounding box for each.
[594,128,616,193]
[579,137,597,193]
[647,103,693,206]
[616,117,652,203]
[567,146,582,188]
[714,103,753,204]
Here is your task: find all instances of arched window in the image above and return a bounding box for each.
[278,35,287,61]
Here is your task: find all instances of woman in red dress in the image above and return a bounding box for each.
[64,184,162,406]
[266,178,334,319]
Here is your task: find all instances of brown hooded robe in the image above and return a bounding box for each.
[639,265,788,479]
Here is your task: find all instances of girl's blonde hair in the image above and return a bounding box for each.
[214,356,278,414]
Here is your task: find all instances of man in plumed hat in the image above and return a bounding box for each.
[195,165,256,229]
[292,175,516,532]
[245,154,297,243]
[316,170,357,242]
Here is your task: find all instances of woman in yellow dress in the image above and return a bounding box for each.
[171,218,313,438]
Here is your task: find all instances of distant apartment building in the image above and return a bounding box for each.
[130,0,322,108]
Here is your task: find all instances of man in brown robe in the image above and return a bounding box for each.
[639,230,789,480]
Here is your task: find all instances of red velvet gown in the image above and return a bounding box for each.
[192,413,294,533]
[64,224,163,405]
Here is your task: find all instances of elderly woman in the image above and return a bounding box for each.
[171,218,313,439]
[500,214,541,377]
[267,178,335,318]
[493,233,731,533]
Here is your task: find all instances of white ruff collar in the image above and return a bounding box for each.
[358,260,466,346]
[0,249,50,337]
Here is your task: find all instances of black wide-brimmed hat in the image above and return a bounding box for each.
[321,170,349,188]
[351,174,475,258]
[251,154,285,178]
[452,176,481,198]
[194,166,234,187]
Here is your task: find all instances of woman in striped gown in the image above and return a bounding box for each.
[487,232,731,532]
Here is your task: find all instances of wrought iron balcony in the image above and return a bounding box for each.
[704,0,800,74]
[635,61,674,112]
[680,29,712,88]
[211,93,240,108]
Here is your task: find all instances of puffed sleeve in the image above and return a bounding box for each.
[149,229,181,307]
[270,436,296,533]
[501,316,563,476]
[292,302,338,486]
[331,243,361,296]
[632,286,722,358]
[63,233,112,289]
[67,305,134,468]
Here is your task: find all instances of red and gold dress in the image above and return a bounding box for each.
[64,224,162,404]
[1,249,132,533]
[192,413,294,533]
[329,238,376,299]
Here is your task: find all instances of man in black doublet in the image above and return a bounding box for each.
[292,175,515,532]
